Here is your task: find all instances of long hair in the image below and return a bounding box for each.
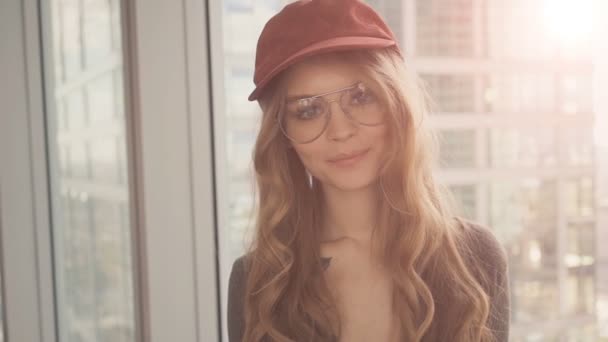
[241,48,494,341]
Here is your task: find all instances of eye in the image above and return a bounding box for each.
[349,84,376,105]
[289,98,324,121]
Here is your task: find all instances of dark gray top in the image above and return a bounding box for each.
[227,219,510,341]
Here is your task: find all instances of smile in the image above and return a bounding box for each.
[327,148,370,167]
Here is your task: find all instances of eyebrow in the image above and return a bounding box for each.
[286,82,360,102]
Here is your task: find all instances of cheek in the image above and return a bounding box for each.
[292,144,326,171]
[369,124,389,150]
[368,126,391,166]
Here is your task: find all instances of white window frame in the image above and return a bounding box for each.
[1,0,57,340]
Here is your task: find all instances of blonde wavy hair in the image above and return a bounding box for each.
[241,48,495,341]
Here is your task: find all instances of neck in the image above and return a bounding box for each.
[319,182,381,245]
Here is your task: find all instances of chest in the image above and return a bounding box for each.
[322,252,400,342]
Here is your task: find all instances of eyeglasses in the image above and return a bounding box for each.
[278,81,385,144]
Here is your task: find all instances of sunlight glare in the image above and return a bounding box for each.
[542,0,593,46]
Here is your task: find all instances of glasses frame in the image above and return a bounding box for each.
[276,81,383,144]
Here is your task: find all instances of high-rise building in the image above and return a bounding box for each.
[370,0,598,340]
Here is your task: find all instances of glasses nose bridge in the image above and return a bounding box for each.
[324,92,352,121]
[323,94,359,141]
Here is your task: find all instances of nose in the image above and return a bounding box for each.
[325,100,358,141]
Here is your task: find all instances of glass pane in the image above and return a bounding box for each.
[483,73,556,114]
[449,184,476,220]
[564,178,594,219]
[219,3,288,341]
[416,0,474,57]
[559,74,593,115]
[559,127,594,166]
[421,73,475,113]
[367,0,404,45]
[43,0,136,341]
[486,0,554,60]
[485,0,593,61]
[488,127,558,168]
[565,221,595,318]
[438,129,476,168]
[490,180,559,322]
[220,0,285,260]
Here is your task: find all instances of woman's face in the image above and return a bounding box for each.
[282,57,389,192]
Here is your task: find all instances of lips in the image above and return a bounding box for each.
[327,148,370,163]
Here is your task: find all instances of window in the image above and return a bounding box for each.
[44,0,136,340]
[485,0,555,60]
[420,74,475,113]
[488,127,557,168]
[215,1,604,340]
[559,74,594,115]
[559,127,594,166]
[489,180,559,322]
[225,0,254,13]
[483,73,556,114]
[566,222,595,316]
[438,129,476,168]
[564,178,594,219]
[367,0,405,46]
[416,0,474,57]
[449,184,477,220]
[218,5,288,341]
[226,66,256,118]
[485,0,593,61]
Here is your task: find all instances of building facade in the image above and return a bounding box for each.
[375,1,598,341]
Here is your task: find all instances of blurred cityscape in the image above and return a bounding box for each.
[220,1,608,341]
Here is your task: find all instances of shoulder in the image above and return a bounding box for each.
[455,217,508,281]
[227,253,252,342]
[229,254,250,286]
[228,253,252,306]
[454,217,511,341]
[452,217,510,302]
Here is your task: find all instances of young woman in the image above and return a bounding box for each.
[228,1,510,341]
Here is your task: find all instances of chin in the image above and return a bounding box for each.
[326,173,379,192]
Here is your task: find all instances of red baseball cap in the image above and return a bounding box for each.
[248,0,403,101]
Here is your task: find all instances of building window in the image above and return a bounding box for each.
[558,127,594,166]
[489,179,559,322]
[449,184,477,220]
[44,0,136,340]
[416,0,474,57]
[420,74,475,113]
[488,127,557,168]
[564,178,594,219]
[483,73,556,114]
[438,129,476,168]
[559,74,593,115]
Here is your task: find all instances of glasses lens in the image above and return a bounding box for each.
[281,97,329,143]
[341,83,385,125]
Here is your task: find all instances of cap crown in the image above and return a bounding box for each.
[249,0,401,101]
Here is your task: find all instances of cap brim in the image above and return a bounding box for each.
[248,36,397,101]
